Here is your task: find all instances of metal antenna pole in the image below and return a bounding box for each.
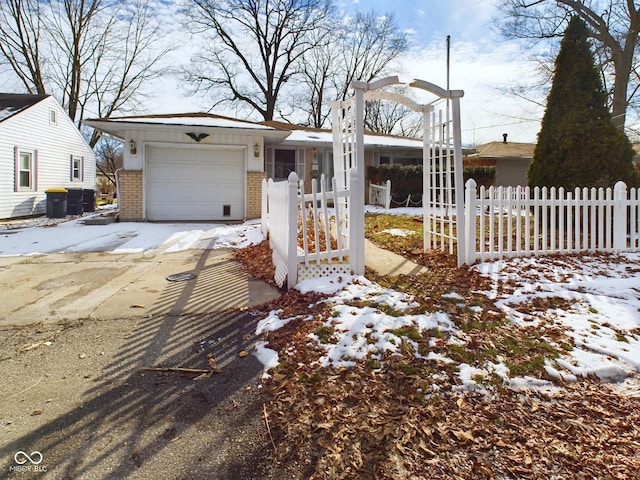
[446,35,451,91]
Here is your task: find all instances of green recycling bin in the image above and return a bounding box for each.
[45,188,68,218]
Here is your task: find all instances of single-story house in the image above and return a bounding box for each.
[0,94,96,219]
[85,113,427,222]
[464,134,535,187]
[262,121,429,184]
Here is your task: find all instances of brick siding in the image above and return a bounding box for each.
[117,170,143,221]
[246,171,266,219]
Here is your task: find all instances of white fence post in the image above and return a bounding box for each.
[261,178,269,236]
[614,181,628,251]
[286,172,299,289]
[349,167,365,275]
[384,179,391,209]
[464,179,477,265]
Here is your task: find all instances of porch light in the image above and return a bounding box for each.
[129,139,137,155]
[254,142,260,158]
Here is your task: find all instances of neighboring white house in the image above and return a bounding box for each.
[0,94,96,219]
[84,113,427,222]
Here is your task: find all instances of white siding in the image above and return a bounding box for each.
[124,129,263,172]
[0,97,96,219]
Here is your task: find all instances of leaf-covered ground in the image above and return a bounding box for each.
[236,214,640,480]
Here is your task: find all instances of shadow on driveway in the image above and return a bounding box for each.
[1,249,282,479]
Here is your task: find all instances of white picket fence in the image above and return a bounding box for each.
[463,179,640,264]
[262,172,354,289]
[368,180,392,209]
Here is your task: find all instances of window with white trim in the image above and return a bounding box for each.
[18,151,33,189]
[49,109,57,125]
[71,156,83,181]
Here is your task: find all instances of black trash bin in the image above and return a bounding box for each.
[82,188,96,212]
[45,188,68,218]
[66,188,84,215]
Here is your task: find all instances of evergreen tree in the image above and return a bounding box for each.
[528,16,639,189]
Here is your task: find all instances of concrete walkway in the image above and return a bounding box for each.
[364,239,429,276]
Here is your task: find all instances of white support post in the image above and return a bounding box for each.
[464,179,477,265]
[286,172,299,289]
[613,181,628,251]
[351,84,366,275]
[422,106,432,253]
[451,96,465,267]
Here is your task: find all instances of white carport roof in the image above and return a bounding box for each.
[261,120,425,150]
[85,113,291,143]
[284,128,425,149]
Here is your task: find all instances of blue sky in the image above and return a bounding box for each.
[340,0,544,144]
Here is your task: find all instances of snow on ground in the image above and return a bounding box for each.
[0,209,264,256]
[257,212,640,392]
[301,275,458,369]
[475,253,640,384]
[379,228,417,237]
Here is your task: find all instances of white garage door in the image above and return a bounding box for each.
[146,146,244,221]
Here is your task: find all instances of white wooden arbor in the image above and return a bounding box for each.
[330,76,466,269]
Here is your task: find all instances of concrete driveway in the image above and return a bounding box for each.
[0,248,281,327]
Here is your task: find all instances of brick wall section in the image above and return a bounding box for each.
[118,170,143,221]
[246,171,266,219]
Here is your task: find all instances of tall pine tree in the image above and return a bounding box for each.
[528,16,639,189]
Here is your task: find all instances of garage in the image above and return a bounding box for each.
[146,145,245,221]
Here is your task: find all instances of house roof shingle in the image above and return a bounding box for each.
[469,141,535,159]
[88,112,278,130]
[0,93,50,123]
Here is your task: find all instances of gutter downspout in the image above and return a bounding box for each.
[115,168,123,216]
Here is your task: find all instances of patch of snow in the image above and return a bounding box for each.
[380,228,416,237]
[0,214,264,256]
[442,291,464,300]
[256,310,291,335]
[254,341,279,378]
[296,274,356,295]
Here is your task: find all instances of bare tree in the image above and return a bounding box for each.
[296,9,408,129]
[0,0,172,145]
[183,0,333,122]
[0,0,47,94]
[95,137,123,194]
[294,24,336,128]
[496,0,640,130]
[365,98,422,138]
[334,11,408,102]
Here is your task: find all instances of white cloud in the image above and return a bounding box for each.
[395,37,544,145]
